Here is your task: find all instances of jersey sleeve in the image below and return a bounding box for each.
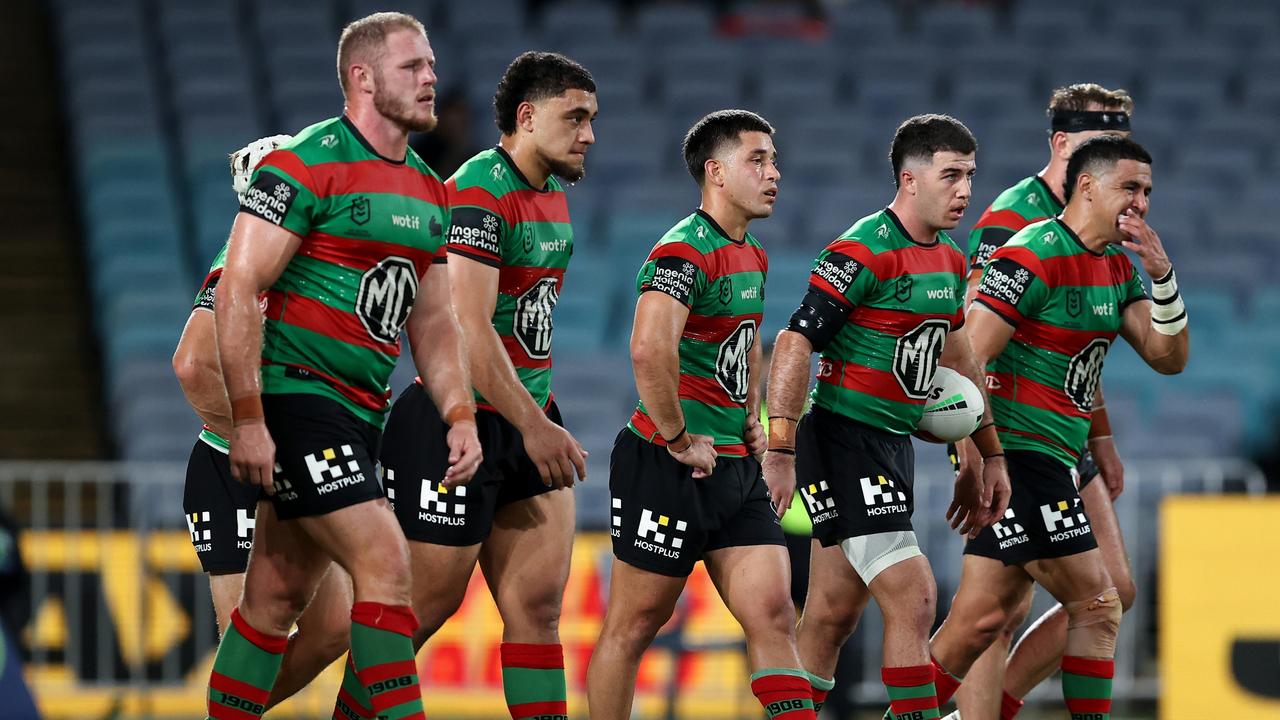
[1120,261,1149,310]
[967,206,1034,272]
[807,241,877,310]
[973,250,1050,326]
[193,269,220,312]
[237,150,319,238]
[636,240,709,307]
[445,183,507,268]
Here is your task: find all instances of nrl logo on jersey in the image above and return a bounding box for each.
[715,319,757,404]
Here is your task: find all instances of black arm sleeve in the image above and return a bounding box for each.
[786,287,852,352]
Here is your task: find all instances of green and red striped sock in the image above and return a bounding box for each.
[350,602,425,720]
[750,668,817,719]
[499,643,568,720]
[206,607,287,720]
[333,653,374,720]
[882,665,940,720]
[1000,689,1025,720]
[1061,656,1113,720]
[930,656,961,706]
[806,671,835,714]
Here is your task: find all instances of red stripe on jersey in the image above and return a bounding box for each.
[501,334,552,369]
[1041,251,1136,288]
[264,292,400,355]
[301,232,436,274]
[258,150,317,194]
[629,410,747,455]
[704,241,767,278]
[988,371,1085,418]
[827,239,964,279]
[498,266,566,297]
[847,306,959,335]
[447,184,511,225]
[679,373,741,408]
[308,158,445,203]
[1014,320,1116,357]
[972,207,1033,232]
[504,188,571,224]
[808,275,854,307]
[991,245,1049,277]
[817,359,913,404]
[684,312,762,343]
[998,426,1081,460]
[262,359,390,411]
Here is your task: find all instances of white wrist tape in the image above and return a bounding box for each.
[1150,268,1186,335]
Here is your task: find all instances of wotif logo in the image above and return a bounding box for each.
[391,214,420,230]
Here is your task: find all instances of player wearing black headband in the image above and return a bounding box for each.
[943,84,1137,720]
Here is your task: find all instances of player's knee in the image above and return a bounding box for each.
[1116,576,1137,612]
[744,591,799,641]
[1064,587,1122,658]
[963,606,1011,656]
[1006,589,1034,629]
[605,607,668,656]
[883,589,935,636]
[801,598,861,648]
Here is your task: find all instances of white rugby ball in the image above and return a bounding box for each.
[914,366,985,443]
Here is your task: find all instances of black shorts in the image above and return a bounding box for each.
[946,444,1100,489]
[964,450,1099,565]
[796,406,916,548]
[183,439,260,574]
[380,382,562,546]
[264,394,384,520]
[609,428,785,577]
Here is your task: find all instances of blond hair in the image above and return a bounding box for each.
[1047,83,1135,115]
[336,12,427,95]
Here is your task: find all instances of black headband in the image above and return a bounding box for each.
[1050,110,1131,133]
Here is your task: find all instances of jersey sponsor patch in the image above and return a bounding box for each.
[356,256,418,344]
[970,228,1014,270]
[514,277,558,359]
[811,251,863,298]
[892,318,949,399]
[644,255,700,305]
[447,206,502,259]
[714,319,756,404]
[239,171,298,227]
[978,257,1035,309]
[195,272,220,311]
[1064,338,1109,413]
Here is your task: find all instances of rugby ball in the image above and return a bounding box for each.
[914,367,984,443]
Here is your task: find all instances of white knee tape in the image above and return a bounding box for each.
[840,531,922,585]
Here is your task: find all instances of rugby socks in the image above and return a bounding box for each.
[206,608,286,720]
[882,665,941,720]
[349,602,426,720]
[500,643,568,720]
[750,668,817,719]
[1000,689,1025,720]
[333,653,374,720]
[1061,656,1113,720]
[806,671,835,714]
[931,655,962,705]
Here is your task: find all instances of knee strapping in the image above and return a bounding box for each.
[839,530,922,584]
[1064,587,1121,658]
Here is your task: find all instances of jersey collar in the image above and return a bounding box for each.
[494,146,551,193]
[695,209,746,245]
[341,115,406,165]
[1033,175,1066,213]
[884,207,939,247]
[1052,217,1105,257]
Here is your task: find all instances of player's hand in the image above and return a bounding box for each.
[229,421,277,494]
[523,417,588,489]
[442,420,482,488]
[230,134,293,197]
[1117,209,1172,279]
[761,451,796,518]
[946,440,988,539]
[980,456,1011,529]
[744,413,767,461]
[668,434,717,479]
[1089,437,1125,500]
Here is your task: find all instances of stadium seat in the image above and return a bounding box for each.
[539,1,621,44]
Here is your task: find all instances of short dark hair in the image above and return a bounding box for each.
[682,109,775,185]
[888,114,978,187]
[493,51,595,135]
[1064,135,1152,202]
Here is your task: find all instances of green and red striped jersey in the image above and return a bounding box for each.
[192,244,230,453]
[968,175,1064,272]
[806,209,966,435]
[239,116,449,427]
[444,147,572,411]
[974,218,1148,467]
[628,210,767,457]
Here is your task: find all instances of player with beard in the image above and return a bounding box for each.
[334,51,597,720]
[764,115,1009,720]
[951,83,1138,720]
[205,13,482,720]
[588,110,818,720]
[928,136,1187,720]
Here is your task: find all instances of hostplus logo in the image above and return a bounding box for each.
[305,445,365,495]
[610,498,623,537]
[186,511,212,552]
[800,481,837,523]
[418,477,467,526]
[236,509,255,550]
[635,508,687,559]
[992,508,1028,549]
[860,475,907,516]
[1041,498,1091,543]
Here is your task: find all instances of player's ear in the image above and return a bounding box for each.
[350,63,374,95]
[516,101,537,133]
[1051,131,1072,161]
[899,168,916,195]
[705,157,724,187]
[1077,172,1094,202]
